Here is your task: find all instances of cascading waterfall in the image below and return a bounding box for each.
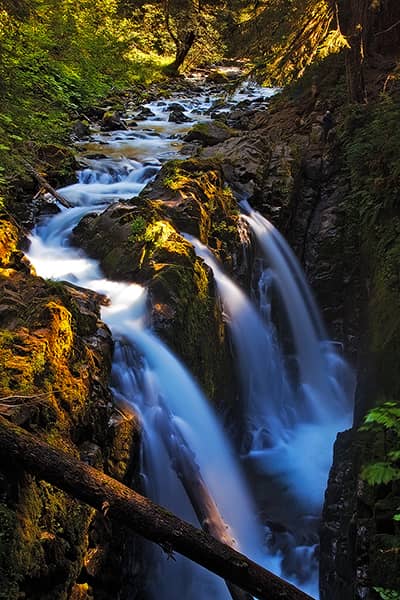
[183,234,294,446]
[184,229,354,597]
[25,79,352,599]
[26,88,278,600]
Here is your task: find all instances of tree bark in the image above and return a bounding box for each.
[22,160,72,209]
[0,414,312,600]
[167,31,196,75]
[336,0,369,102]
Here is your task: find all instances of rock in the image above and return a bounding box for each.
[184,121,236,146]
[200,131,271,198]
[72,158,242,406]
[71,119,91,139]
[100,110,123,131]
[0,262,121,600]
[136,106,155,119]
[206,70,230,84]
[124,118,138,128]
[168,109,191,124]
[168,102,185,111]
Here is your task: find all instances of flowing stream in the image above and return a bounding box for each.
[27,78,352,599]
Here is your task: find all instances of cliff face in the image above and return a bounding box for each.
[0,214,141,599]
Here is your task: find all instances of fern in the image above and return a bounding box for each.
[361,462,400,486]
[374,588,400,600]
[360,402,400,517]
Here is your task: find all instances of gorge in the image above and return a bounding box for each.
[24,79,351,598]
[1,2,400,599]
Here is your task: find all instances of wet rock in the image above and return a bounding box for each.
[136,106,155,119]
[72,158,242,406]
[71,120,91,140]
[124,118,138,128]
[201,131,271,199]
[168,109,191,124]
[169,102,185,112]
[320,429,400,599]
[101,110,123,131]
[206,70,230,84]
[184,120,236,146]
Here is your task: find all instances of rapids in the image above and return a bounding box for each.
[27,77,352,599]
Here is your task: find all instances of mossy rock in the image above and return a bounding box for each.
[71,158,241,404]
[183,120,237,146]
[0,246,138,598]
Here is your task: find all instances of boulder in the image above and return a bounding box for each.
[184,121,236,146]
[101,110,123,131]
[71,119,91,140]
[206,70,230,84]
[135,106,155,119]
[168,109,191,124]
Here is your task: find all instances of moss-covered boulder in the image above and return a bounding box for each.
[72,159,242,405]
[0,215,140,600]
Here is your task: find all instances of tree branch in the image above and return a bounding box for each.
[0,414,312,600]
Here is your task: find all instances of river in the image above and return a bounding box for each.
[27,75,353,599]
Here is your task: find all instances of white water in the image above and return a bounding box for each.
[184,229,354,596]
[27,86,276,599]
[183,235,293,445]
[25,78,352,599]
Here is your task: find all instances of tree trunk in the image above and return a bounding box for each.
[336,0,369,102]
[0,414,312,600]
[167,30,196,75]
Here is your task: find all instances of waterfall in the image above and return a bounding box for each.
[184,229,354,597]
[25,79,351,599]
[100,284,264,600]
[26,86,278,600]
[183,234,294,447]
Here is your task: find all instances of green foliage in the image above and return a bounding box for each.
[361,462,400,486]
[162,0,227,70]
[0,1,169,192]
[225,0,338,85]
[129,216,148,242]
[374,588,400,600]
[361,402,400,520]
[342,98,400,226]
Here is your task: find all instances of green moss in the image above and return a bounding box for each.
[128,216,148,242]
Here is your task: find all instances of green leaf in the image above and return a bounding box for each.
[374,587,400,600]
[361,462,400,485]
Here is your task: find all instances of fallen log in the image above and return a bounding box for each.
[22,160,72,209]
[0,414,312,600]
